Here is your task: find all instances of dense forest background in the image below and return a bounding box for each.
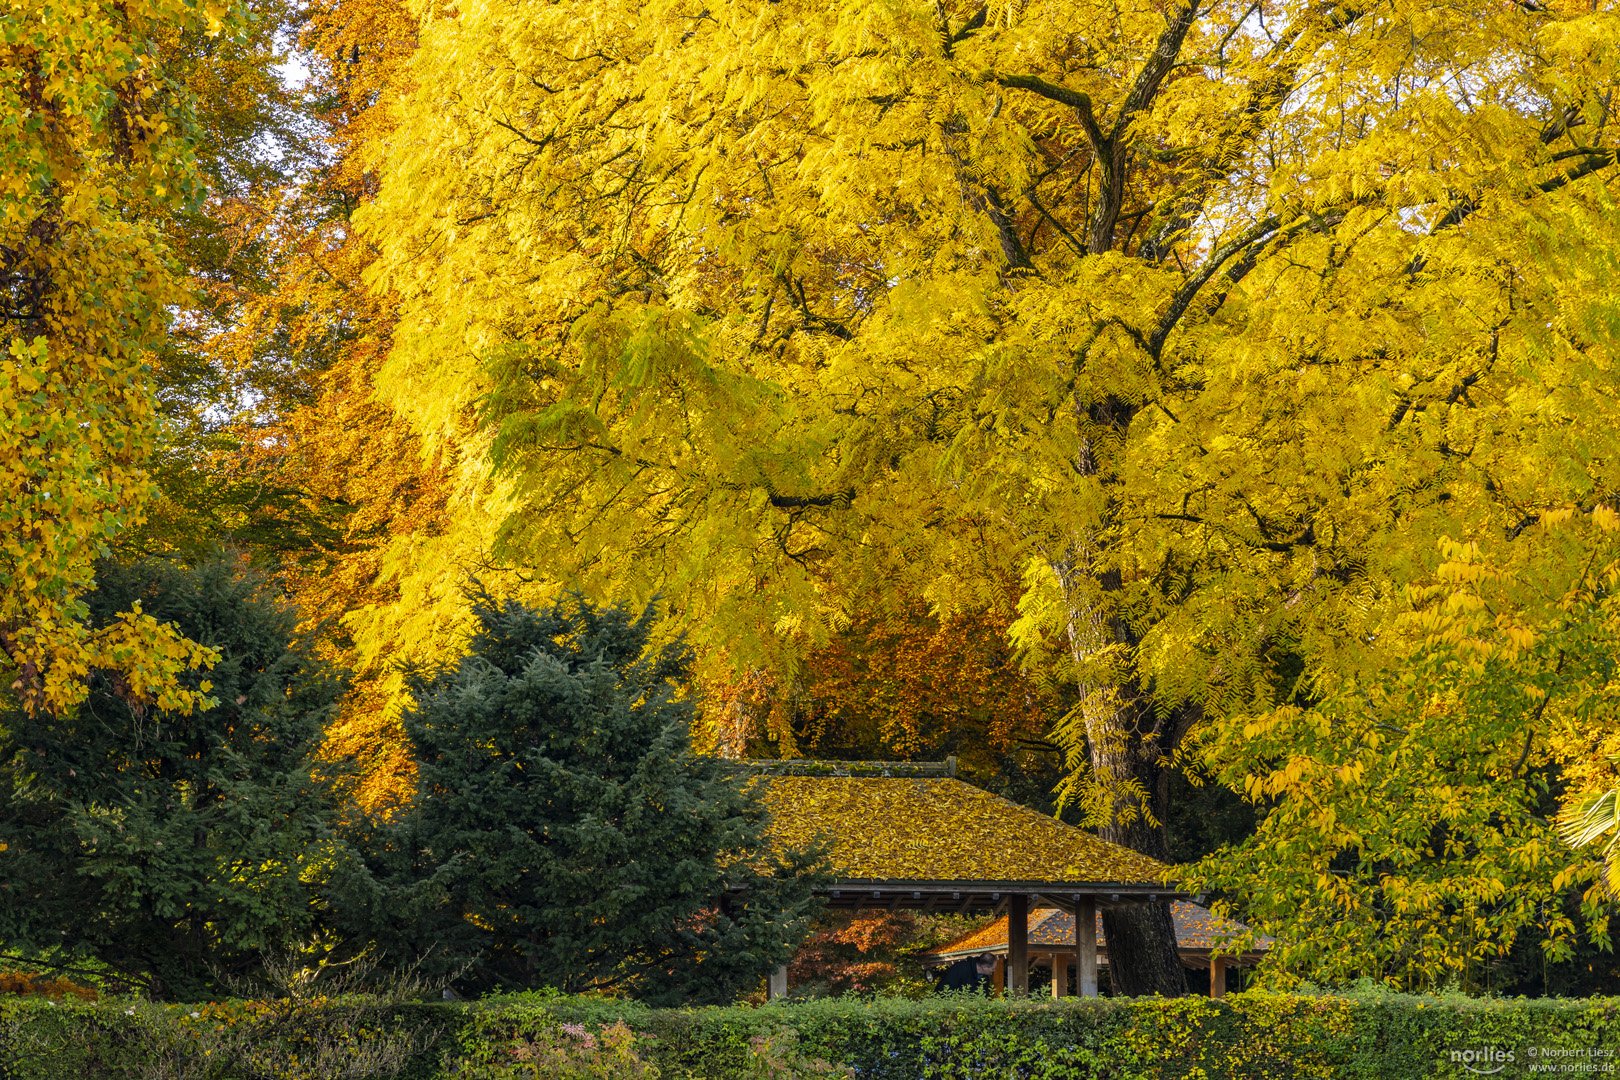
[5,0,1620,999]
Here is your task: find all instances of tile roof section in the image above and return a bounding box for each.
[756,775,1173,887]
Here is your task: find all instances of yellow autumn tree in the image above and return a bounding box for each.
[167,0,502,812]
[1191,496,1620,990]
[357,0,1620,988]
[2,0,224,715]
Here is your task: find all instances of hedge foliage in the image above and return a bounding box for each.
[2,990,1617,1079]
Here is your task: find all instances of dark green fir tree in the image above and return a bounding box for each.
[0,555,354,999]
[373,592,822,1002]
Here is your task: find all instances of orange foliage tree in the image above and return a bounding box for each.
[704,606,1064,780]
[141,0,453,813]
[786,912,929,996]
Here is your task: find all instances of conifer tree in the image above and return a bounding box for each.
[0,555,354,999]
[373,592,821,1002]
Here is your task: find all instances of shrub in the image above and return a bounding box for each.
[451,1005,660,1079]
[0,973,96,1001]
[2,991,1619,1079]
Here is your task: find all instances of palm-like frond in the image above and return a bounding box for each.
[1558,789,1620,897]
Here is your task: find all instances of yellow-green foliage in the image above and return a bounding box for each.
[1,0,223,714]
[6,991,1620,1079]
[1191,506,1620,989]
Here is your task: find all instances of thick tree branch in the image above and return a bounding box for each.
[1540,104,1586,145]
[1094,1,1201,252]
[1113,0,1201,142]
[1537,146,1619,194]
[994,74,1104,147]
[1148,215,1280,357]
[767,489,856,510]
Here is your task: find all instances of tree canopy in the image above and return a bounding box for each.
[2,0,228,717]
[349,0,1620,988]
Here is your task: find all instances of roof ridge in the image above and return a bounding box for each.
[953,781,1177,872]
[731,758,958,778]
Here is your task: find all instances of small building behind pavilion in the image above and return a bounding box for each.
[923,899,1272,998]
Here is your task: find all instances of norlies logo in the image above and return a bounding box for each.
[1451,1047,1517,1075]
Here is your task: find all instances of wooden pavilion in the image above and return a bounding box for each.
[922,900,1272,998]
[740,759,1182,999]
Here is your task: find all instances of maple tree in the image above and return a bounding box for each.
[353,0,1620,991]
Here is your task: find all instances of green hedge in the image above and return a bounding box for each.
[2,991,1617,1079]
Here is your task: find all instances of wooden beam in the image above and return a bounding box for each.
[1051,951,1069,999]
[992,955,1006,994]
[1076,896,1099,998]
[1008,894,1030,996]
[1209,955,1227,999]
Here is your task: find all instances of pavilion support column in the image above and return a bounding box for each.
[992,956,1006,994]
[1075,896,1099,998]
[1209,956,1227,999]
[1008,894,1030,996]
[1051,952,1070,999]
[768,964,788,1000]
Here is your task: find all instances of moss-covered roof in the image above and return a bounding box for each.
[756,775,1173,887]
[927,901,1272,959]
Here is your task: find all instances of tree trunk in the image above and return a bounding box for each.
[1094,732,1186,995]
[1060,577,1189,996]
[1102,899,1186,996]
[1097,776,1185,995]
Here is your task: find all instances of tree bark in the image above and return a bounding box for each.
[1095,752,1186,994]
[1102,898,1186,996]
[1060,584,1189,996]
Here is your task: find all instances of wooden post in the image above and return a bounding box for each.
[768,964,788,1000]
[1051,952,1069,998]
[1008,894,1029,996]
[1075,896,1098,998]
[1209,955,1226,999]
[992,955,1006,994]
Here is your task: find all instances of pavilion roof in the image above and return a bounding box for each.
[925,900,1271,960]
[753,769,1173,890]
